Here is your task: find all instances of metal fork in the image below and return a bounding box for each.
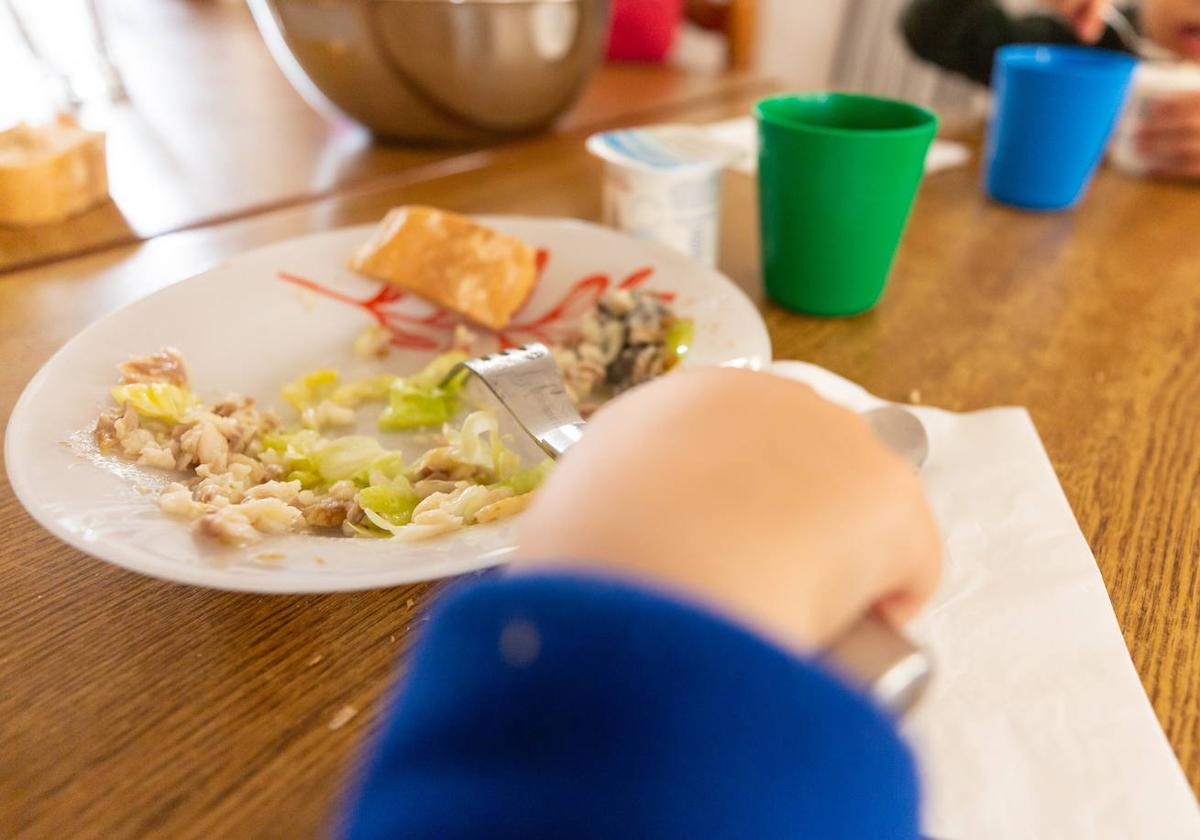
[445,343,585,459]
[445,343,932,716]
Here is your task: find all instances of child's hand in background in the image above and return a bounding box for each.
[1040,0,1114,42]
[1138,94,1200,178]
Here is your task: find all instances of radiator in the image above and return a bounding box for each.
[831,0,983,114]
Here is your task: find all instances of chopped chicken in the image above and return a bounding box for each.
[137,442,177,470]
[195,507,260,547]
[450,323,478,355]
[182,417,229,473]
[120,428,155,459]
[160,483,211,519]
[352,323,392,359]
[302,498,352,529]
[195,498,301,547]
[242,480,303,504]
[302,399,355,430]
[327,480,358,501]
[118,347,188,387]
[413,478,461,499]
[414,447,492,483]
[475,492,533,523]
[94,413,117,453]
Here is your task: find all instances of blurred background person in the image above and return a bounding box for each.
[901,0,1200,178]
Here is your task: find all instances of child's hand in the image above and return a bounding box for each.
[1040,0,1113,43]
[510,368,942,655]
[1137,94,1200,178]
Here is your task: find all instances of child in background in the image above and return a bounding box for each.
[902,0,1200,178]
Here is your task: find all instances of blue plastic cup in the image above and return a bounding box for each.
[986,44,1137,210]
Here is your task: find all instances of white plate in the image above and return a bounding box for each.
[6,217,770,593]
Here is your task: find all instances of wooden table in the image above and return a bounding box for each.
[0,0,762,275]
[2,34,1199,840]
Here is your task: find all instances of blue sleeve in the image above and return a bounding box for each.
[343,574,920,840]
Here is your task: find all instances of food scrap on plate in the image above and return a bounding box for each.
[93,347,547,548]
[349,206,537,330]
[89,211,692,549]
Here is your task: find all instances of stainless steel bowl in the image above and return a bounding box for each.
[249,0,611,145]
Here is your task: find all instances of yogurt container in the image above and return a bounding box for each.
[1110,61,1200,174]
[586,125,742,267]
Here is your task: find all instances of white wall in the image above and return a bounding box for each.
[756,0,851,87]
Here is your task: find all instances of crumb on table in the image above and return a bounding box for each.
[328,705,358,731]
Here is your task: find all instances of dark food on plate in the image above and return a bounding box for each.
[553,288,692,417]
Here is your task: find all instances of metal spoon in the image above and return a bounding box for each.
[865,405,929,471]
[1104,6,1177,60]
[819,405,932,715]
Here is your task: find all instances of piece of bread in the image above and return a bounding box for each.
[348,206,537,330]
[0,114,108,228]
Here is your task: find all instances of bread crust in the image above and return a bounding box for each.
[349,206,537,330]
[0,114,108,228]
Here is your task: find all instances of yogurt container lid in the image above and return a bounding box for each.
[586,124,745,176]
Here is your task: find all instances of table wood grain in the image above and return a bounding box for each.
[0,0,766,276]
[1,87,1198,837]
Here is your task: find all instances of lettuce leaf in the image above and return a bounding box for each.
[376,353,470,431]
[111,383,198,424]
[288,469,322,490]
[314,435,386,483]
[281,369,339,412]
[357,484,419,529]
[344,519,392,538]
[367,452,408,485]
[491,433,522,482]
[411,352,468,390]
[330,374,396,408]
[443,411,501,472]
[261,429,322,459]
[262,430,407,488]
[261,429,325,487]
[379,380,458,431]
[440,484,492,521]
[435,410,531,483]
[501,459,553,496]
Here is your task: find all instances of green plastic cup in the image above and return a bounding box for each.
[756,93,937,316]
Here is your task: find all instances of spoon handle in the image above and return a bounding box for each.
[823,614,932,716]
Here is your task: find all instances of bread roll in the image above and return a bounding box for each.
[0,114,108,227]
